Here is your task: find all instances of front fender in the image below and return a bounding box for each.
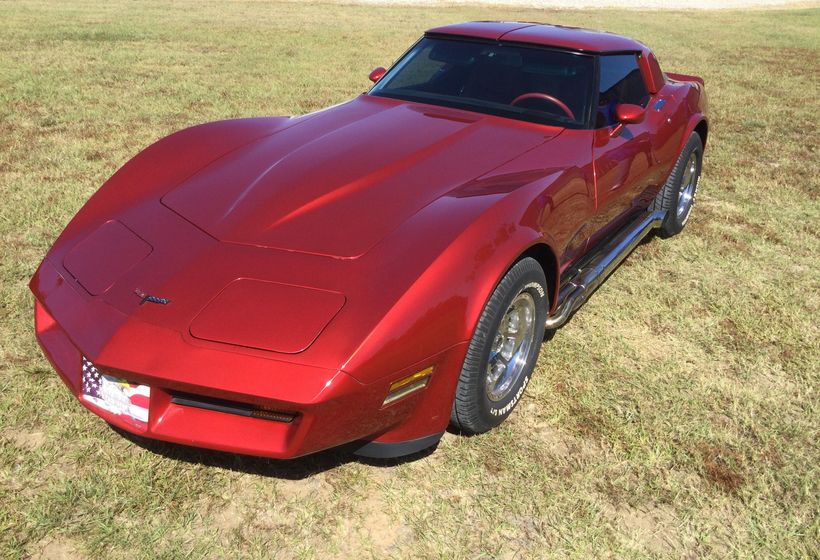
[48,116,294,255]
[341,183,560,443]
[343,180,559,385]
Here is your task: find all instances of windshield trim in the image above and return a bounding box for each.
[368,35,597,129]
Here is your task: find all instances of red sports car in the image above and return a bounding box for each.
[31,22,708,459]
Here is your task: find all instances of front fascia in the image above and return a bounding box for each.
[32,258,468,457]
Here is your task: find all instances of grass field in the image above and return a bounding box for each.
[1,1,818,558]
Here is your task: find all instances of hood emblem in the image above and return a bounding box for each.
[135,288,171,306]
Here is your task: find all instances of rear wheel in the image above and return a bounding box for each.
[651,132,703,237]
[450,257,548,434]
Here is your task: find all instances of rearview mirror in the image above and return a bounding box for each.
[368,67,386,83]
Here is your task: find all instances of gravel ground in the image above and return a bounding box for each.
[345,0,817,9]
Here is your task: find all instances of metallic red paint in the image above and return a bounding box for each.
[30,22,708,458]
[614,103,646,126]
[368,66,386,83]
[189,279,346,354]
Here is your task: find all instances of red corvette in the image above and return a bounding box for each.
[31,22,708,459]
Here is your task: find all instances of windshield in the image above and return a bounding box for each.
[370,37,595,128]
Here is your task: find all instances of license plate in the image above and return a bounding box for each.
[81,357,150,430]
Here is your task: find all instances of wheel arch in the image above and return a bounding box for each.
[694,118,708,148]
[517,242,560,313]
[678,114,708,155]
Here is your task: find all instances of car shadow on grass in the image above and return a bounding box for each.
[112,426,436,479]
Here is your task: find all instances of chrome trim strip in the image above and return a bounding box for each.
[546,210,665,329]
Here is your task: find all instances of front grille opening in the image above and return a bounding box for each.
[170,391,296,423]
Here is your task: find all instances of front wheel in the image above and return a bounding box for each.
[450,257,548,434]
[651,132,704,238]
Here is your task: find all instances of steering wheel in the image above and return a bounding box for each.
[510,93,575,121]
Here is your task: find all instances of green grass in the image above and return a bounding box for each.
[1,1,818,558]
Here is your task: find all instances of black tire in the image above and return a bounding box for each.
[450,257,548,434]
[651,132,704,238]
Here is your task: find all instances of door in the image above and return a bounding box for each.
[589,53,659,246]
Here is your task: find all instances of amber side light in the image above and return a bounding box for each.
[383,366,434,406]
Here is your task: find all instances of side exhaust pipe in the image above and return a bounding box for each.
[545,211,666,330]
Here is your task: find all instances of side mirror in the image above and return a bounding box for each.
[615,103,646,124]
[368,67,386,83]
[610,103,646,137]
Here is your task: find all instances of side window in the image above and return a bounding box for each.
[596,54,650,127]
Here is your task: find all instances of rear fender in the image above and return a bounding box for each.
[676,78,709,154]
[679,114,709,154]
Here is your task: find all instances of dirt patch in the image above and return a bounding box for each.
[508,401,604,460]
[275,474,333,501]
[534,419,603,460]
[361,494,413,553]
[29,537,84,560]
[209,500,245,535]
[194,478,272,536]
[533,422,572,457]
[3,429,46,450]
[331,493,412,558]
[599,500,688,556]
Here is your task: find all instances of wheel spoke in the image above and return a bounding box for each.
[500,336,516,361]
[486,356,508,387]
[490,332,503,355]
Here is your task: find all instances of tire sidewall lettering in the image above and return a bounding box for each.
[523,281,545,299]
[489,373,530,417]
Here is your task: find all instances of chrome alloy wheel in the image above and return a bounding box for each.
[485,291,536,402]
[677,152,699,219]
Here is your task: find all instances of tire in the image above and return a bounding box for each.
[450,257,548,434]
[651,131,704,238]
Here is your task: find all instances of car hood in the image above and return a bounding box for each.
[161,95,560,259]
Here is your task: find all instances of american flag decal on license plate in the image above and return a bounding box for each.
[81,357,150,430]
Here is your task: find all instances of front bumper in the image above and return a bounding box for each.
[32,260,443,459]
